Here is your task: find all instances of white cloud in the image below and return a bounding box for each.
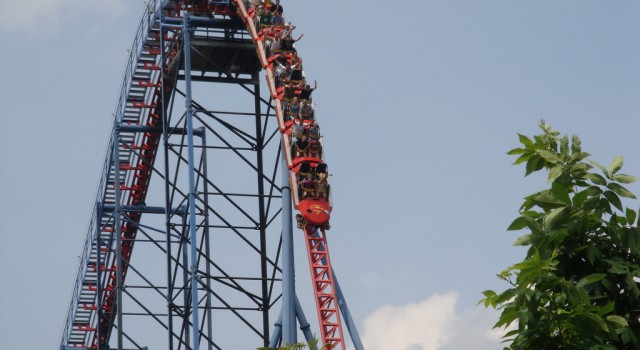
[439,305,506,350]
[359,293,457,350]
[356,292,505,350]
[0,0,126,33]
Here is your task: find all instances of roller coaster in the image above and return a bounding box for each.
[59,1,363,349]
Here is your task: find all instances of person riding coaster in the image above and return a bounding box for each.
[308,138,321,159]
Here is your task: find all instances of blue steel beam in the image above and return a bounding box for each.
[114,124,124,350]
[269,310,283,348]
[334,275,364,350]
[295,295,317,350]
[281,152,297,346]
[269,294,318,350]
[183,13,201,350]
[101,205,186,214]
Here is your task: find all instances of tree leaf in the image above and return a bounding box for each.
[599,197,613,214]
[608,183,636,199]
[513,152,533,165]
[507,217,528,231]
[590,160,609,179]
[525,155,542,176]
[586,245,602,265]
[548,165,563,182]
[544,207,566,229]
[503,329,519,338]
[513,234,531,246]
[572,189,590,207]
[551,182,571,205]
[597,301,615,316]
[571,134,582,153]
[560,135,569,157]
[605,315,628,328]
[586,186,603,196]
[531,191,568,209]
[569,151,591,164]
[582,196,600,212]
[612,174,639,184]
[537,150,561,163]
[626,208,637,226]
[518,133,534,148]
[507,147,526,155]
[603,191,623,212]
[576,273,607,288]
[608,156,624,177]
[587,313,609,332]
[605,258,629,275]
[482,290,497,298]
[478,290,496,307]
[494,306,518,329]
[575,313,608,333]
[587,173,607,186]
[520,214,544,235]
[495,288,517,304]
[518,309,530,325]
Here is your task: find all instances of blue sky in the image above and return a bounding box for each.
[1,1,639,349]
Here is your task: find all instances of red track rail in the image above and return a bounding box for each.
[234,1,346,348]
[304,227,345,349]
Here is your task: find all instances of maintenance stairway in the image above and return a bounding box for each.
[60,1,258,347]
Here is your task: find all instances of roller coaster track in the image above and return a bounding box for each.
[233,2,344,348]
[59,1,360,349]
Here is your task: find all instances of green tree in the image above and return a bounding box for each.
[258,337,331,350]
[481,121,640,349]
[257,343,309,350]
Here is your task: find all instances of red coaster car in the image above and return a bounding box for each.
[292,162,331,227]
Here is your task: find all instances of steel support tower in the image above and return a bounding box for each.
[59,1,363,350]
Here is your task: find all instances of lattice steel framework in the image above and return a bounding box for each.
[59,1,363,350]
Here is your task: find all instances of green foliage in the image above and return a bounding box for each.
[481,120,640,349]
[257,343,308,350]
[258,337,331,350]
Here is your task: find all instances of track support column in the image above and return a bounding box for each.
[183,13,201,350]
[281,150,297,346]
[114,125,124,350]
[334,275,364,350]
[254,79,271,347]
